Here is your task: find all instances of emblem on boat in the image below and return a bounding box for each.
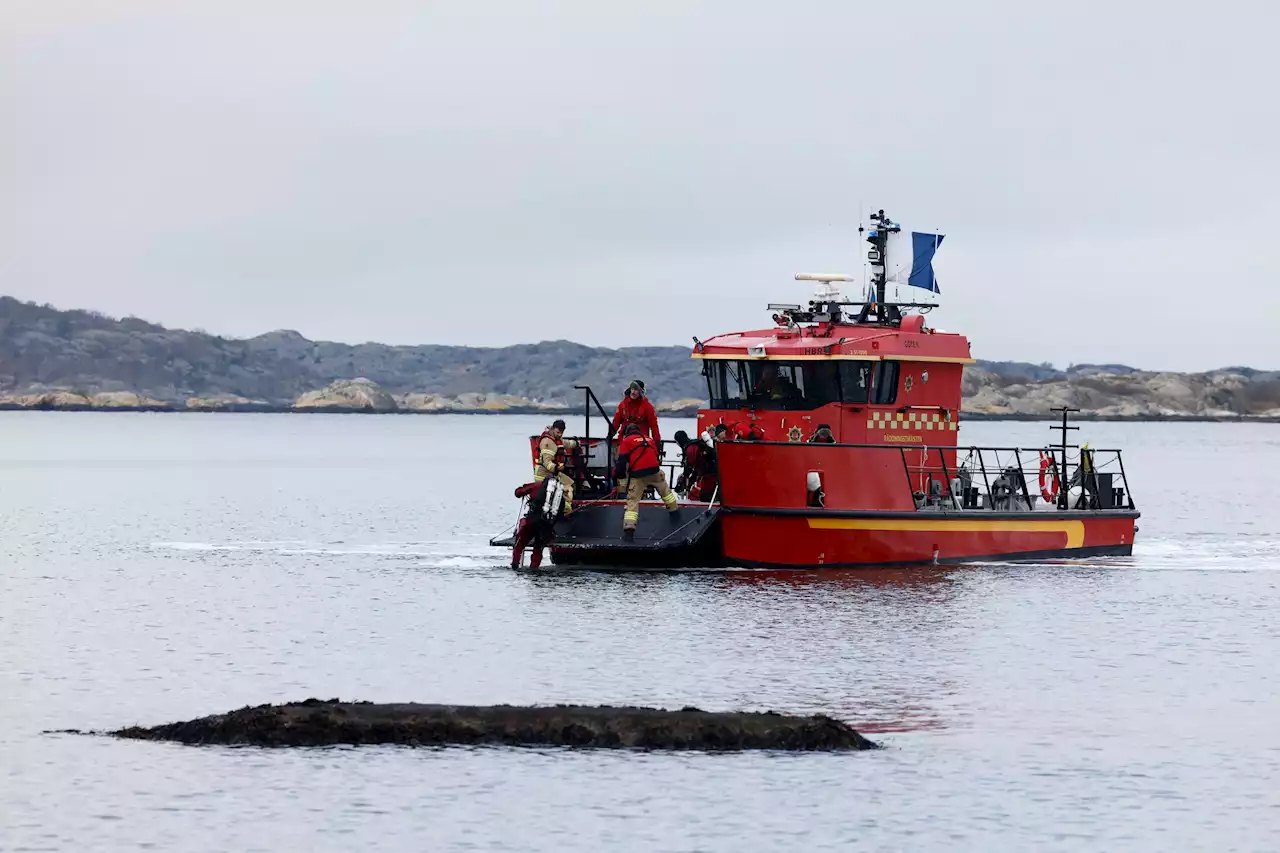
[788,426,802,442]
[904,375,914,392]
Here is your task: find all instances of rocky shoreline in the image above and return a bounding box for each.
[3,377,1278,421]
[74,699,879,751]
[3,297,1278,422]
[2,376,1280,420]
[4,404,1278,422]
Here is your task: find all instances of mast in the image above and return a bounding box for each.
[858,208,901,324]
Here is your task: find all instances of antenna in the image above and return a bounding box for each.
[795,272,853,306]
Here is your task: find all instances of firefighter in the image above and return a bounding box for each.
[611,380,661,445]
[731,421,766,441]
[673,429,718,502]
[534,418,577,514]
[510,477,566,569]
[809,424,836,443]
[752,363,799,404]
[613,423,679,541]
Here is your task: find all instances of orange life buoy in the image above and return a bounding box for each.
[1038,451,1060,503]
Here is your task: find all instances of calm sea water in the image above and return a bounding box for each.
[1,413,1277,852]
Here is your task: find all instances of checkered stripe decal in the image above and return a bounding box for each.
[867,411,958,431]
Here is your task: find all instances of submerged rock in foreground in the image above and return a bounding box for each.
[109,699,877,751]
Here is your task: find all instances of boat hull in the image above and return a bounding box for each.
[495,502,1138,570]
[718,509,1138,568]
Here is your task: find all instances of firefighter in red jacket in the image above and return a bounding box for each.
[611,380,661,446]
[613,423,679,540]
[731,421,767,441]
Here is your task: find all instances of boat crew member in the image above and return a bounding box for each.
[614,423,679,540]
[611,380,662,446]
[673,430,718,501]
[731,421,766,441]
[510,477,566,569]
[752,363,799,404]
[809,424,836,443]
[534,418,577,514]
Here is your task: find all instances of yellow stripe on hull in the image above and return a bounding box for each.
[805,518,1086,549]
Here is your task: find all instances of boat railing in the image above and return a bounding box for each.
[555,434,699,503]
[901,445,1134,512]
[710,439,1135,514]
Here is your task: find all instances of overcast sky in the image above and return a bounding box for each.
[3,1,1277,370]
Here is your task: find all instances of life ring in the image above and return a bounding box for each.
[1038,451,1060,503]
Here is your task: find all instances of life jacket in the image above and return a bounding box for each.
[533,429,567,469]
[616,433,661,478]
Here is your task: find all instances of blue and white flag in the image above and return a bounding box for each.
[885,230,944,294]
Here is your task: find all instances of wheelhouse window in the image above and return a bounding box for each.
[839,362,871,404]
[704,360,840,410]
[872,360,900,405]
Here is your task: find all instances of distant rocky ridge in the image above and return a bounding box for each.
[1,296,1277,419]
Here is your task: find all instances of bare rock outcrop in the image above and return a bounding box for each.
[90,391,171,410]
[99,699,879,751]
[294,378,398,412]
[185,394,274,412]
[14,390,93,409]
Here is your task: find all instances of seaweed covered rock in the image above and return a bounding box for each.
[108,700,878,751]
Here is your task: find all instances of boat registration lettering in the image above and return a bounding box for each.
[884,433,924,443]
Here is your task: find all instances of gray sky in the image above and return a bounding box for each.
[3,1,1278,371]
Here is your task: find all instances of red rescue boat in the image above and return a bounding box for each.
[493,207,1139,569]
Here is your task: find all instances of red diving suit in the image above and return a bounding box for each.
[511,477,568,569]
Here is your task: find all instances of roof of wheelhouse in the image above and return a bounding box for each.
[692,316,973,364]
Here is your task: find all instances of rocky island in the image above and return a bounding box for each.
[1,296,1277,420]
[90,698,878,751]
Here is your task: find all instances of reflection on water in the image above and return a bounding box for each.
[0,414,1278,852]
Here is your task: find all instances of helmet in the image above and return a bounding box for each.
[622,424,641,436]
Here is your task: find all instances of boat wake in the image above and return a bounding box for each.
[148,538,497,568]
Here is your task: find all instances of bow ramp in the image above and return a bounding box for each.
[492,501,724,569]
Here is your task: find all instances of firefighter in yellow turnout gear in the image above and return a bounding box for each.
[534,419,577,514]
[613,423,679,541]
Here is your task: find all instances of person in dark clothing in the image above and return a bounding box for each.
[510,476,567,569]
[809,424,836,443]
[673,429,719,501]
